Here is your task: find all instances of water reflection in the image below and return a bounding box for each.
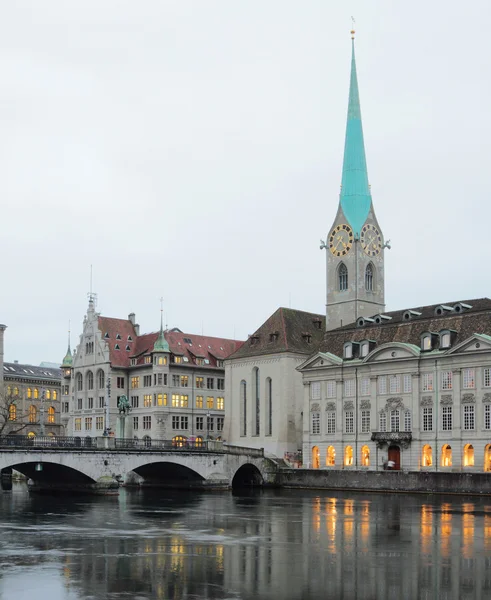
[0,485,491,599]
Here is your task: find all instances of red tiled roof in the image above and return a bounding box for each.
[97,316,243,369]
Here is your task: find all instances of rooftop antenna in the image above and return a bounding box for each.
[87,264,97,307]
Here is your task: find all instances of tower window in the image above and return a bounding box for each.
[365,263,374,292]
[338,263,348,291]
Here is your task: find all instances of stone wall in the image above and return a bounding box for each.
[276,468,491,495]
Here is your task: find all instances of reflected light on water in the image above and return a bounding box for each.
[440,502,452,558]
[421,504,433,555]
[462,502,475,560]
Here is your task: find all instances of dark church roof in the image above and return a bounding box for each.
[228,308,325,360]
[321,298,491,357]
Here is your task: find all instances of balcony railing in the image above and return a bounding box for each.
[371,431,412,448]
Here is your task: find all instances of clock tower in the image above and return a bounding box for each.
[324,31,386,330]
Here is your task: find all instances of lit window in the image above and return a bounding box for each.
[181,376,189,387]
[207,397,214,409]
[28,405,37,423]
[157,356,167,365]
[216,397,224,410]
[27,388,32,399]
[52,390,57,400]
[74,418,82,431]
[85,417,92,430]
[441,444,452,467]
[344,445,353,466]
[312,446,320,469]
[326,446,336,466]
[422,336,432,351]
[172,435,186,447]
[131,377,140,389]
[174,356,182,364]
[143,395,152,407]
[361,445,370,467]
[196,377,204,389]
[8,404,16,421]
[96,417,104,430]
[462,369,475,389]
[463,443,474,467]
[196,396,203,409]
[144,356,151,364]
[422,444,432,467]
[48,406,55,423]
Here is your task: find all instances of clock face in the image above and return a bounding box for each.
[360,223,382,256]
[329,224,354,256]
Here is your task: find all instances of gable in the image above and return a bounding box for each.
[364,343,420,363]
[446,334,491,355]
[298,352,343,371]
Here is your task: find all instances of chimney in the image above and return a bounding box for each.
[14,360,18,364]
[128,313,136,325]
[134,323,140,336]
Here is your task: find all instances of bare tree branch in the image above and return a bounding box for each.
[0,388,30,436]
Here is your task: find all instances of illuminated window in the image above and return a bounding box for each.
[422,373,433,392]
[7,386,11,396]
[181,376,189,387]
[52,390,57,400]
[312,446,320,469]
[422,444,432,467]
[207,397,214,409]
[8,404,16,421]
[441,371,452,390]
[143,394,152,407]
[344,445,353,466]
[196,395,203,409]
[47,406,55,423]
[96,417,104,430]
[174,356,182,364]
[422,335,432,351]
[311,412,320,434]
[45,390,51,400]
[13,387,19,396]
[28,405,37,423]
[463,444,474,467]
[131,377,140,389]
[34,388,39,399]
[155,393,167,406]
[361,445,370,467]
[27,388,32,399]
[196,377,204,389]
[216,397,224,410]
[74,418,82,431]
[441,444,452,467]
[157,356,167,365]
[485,444,491,472]
[172,435,186,447]
[172,394,189,408]
[144,356,151,364]
[326,446,336,466]
[327,411,336,434]
[27,431,36,439]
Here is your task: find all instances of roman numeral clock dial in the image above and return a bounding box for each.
[329,224,353,256]
[360,224,382,256]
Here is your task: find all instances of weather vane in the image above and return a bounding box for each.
[351,16,356,39]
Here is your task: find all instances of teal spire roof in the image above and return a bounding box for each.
[62,331,72,367]
[340,36,372,236]
[153,310,169,353]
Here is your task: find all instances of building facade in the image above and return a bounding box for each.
[299,299,491,472]
[225,308,325,458]
[2,361,63,436]
[65,298,242,442]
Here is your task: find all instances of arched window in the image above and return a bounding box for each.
[47,406,55,424]
[266,377,272,436]
[312,446,320,469]
[441,444,452,467]
[344,445,353,466]
[28,405,37,424]
[13,387,19,396]
[7,386,11,396]
[361,445,370,467]
[485,444,491,472]
[172,435,186,448]
[338,263,348,291]
[27,388,32,399]
[46,390,51,400]
[326,446,336,466]
[97,370,105,389]
[76,374,83,391]
[422,444,432,467]
[365,263,374,292]
[86,371,94,391]
[253,367,260,436]
[240,380,247,436]
[195,436,204,448]
[463,443,474,467]
[52,390,57,400]
[8,404,16,421]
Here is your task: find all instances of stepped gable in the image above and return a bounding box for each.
[321,298,491,357]
[98,316,137,368]
[229,307,325,359]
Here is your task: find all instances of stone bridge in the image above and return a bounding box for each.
[0,436,276,494]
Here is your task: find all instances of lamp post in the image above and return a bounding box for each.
[206,411,210,442]
[104,376,111,436]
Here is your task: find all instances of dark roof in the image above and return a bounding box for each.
[3,362,62,381]
[229,307,326,360]
[321,298,491,357]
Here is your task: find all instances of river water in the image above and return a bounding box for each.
[0,484,491,600]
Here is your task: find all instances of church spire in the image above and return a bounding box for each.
[339,30,372,236]
[62,325,73,367]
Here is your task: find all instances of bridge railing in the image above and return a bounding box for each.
[0,435,264,457]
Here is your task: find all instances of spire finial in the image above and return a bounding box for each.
[153,297,170,353]
[351,16,355,39]
[67,321,71,351]
[159,297,164,332]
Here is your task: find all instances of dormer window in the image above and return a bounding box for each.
[344,344,353,359]
[114,344,120,350]
[312,318,323,330]
[269,332,279,342]
[116,334,122,340]
[421,334,433,351]
[439,330,456,349]
[131,358,137,365]
[303,333,312,344]
[250,335,260,346]
[360,341,369,358]
[104,332,109,339]
[127,335,133,341]
[125,345,131,351]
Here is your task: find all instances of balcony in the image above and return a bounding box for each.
[371,431,412,449]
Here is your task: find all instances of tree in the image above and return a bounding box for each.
[0,387,30,436]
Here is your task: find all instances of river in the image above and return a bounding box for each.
[0,483,490,599]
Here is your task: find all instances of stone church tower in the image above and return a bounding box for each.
[324,31,386,330]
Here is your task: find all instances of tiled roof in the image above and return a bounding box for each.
[321,298,491,357]
[3,362,62,381]
[98,316,137,367]
[97,316,243,368]
[228,307,326,360]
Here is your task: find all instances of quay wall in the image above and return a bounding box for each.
[276,469,491,495]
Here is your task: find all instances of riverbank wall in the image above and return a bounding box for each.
[275,469,491,495]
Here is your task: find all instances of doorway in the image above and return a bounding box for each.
[388,445,401,470]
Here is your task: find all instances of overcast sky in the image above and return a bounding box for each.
[2,1,491,364]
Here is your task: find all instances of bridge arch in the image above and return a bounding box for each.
[130,460,205,488]
[231,463,264,489]
[1,460,96,486]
